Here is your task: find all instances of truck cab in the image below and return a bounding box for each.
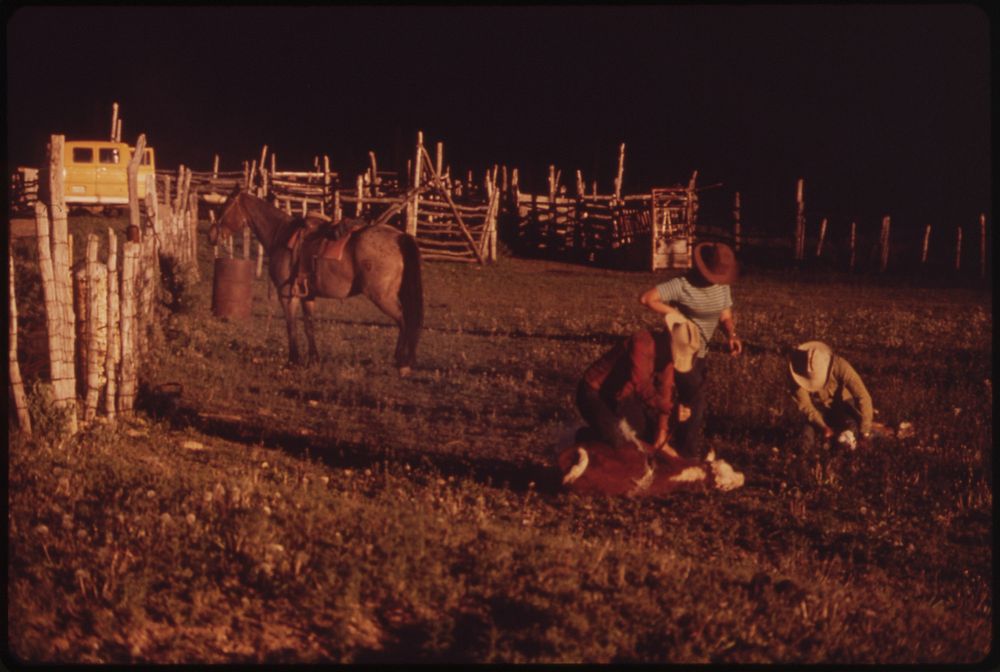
[62,140,156,211]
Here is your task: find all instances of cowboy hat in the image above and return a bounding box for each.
[693,242,739,285]
[665,312,701,373]
[788,341,833,392]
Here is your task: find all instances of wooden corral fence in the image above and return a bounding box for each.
[196,132,499,265]
[709,178,991,278]
[505,144,700,271]
[8,134,203,437]
[8,166,39,217]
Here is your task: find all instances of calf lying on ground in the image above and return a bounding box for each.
[556,439,745,497]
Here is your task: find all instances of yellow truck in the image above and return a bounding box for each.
[60,140,156,213]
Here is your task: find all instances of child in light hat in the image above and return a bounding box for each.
[787,341,874,453]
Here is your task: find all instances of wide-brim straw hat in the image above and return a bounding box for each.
[693,242,739,285]
[788,341,833,392]
[665,312,701,373]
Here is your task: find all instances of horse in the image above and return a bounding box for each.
[209,189,423,375]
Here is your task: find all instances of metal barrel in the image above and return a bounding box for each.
[211,258,255,319]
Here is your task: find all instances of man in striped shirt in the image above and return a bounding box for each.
[639,242,742,459]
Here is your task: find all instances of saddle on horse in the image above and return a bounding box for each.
[287,214,366,297]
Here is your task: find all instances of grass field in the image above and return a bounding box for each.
[7,215,993,663]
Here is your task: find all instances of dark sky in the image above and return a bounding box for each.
[6,5,992,232]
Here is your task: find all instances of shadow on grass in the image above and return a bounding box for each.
[137,383,563,496]
[257,310,625,347]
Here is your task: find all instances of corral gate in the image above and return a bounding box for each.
[650,186,696,271]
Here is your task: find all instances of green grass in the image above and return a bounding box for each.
[6,216,993,663]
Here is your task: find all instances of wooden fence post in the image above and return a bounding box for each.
[258,145,269,194]
[46,135,78,433]
[83,235,108,422]
[127,134,147,239]
[119,241,140,413]
[921,224,931,264]
[406,131,423,236]
[733,191,742,252]
[355,174,365,217]
[145,173,160,237]
[849,221,856,272]
[9,253,32,435]
[613,142,625,202]
[35,201,78,434]
[795,178,805,261]
[190,192,203,281]
[323,155,332,214]
[816,217,827,258]
[879,216,891,272]
[105,228,119,420]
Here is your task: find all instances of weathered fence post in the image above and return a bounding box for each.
[127,134,147,241]
[189,192,203,281]
[119,241,140,413]
[323,155,332,214]
[355,174,365,217]
[83,235,108,422]
[145,173,160,238]
[849,221,857,271]
[816,217,827,258]
[45,136,79,433]
[613,143,625,202]
[110,102,119,141]
[105,228,119,420]
[795,178,805,261]
[921,224,931,264]
[35,201,78,434]
[258,145,269,193]
[9,253,32,435]
[732,191,741,252]
[879,216,891,273]
[406,131,423,236]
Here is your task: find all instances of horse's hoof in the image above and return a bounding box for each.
[397,366,411,377]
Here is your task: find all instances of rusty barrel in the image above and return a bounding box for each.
[211,258,255,319]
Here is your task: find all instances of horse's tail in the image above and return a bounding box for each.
[397,233,424,366]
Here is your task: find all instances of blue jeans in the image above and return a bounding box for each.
[673,357,707,460]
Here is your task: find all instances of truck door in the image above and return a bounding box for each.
[65,145,96,201]
[96,145,127,202]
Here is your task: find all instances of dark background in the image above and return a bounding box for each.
[6,5,992,233]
